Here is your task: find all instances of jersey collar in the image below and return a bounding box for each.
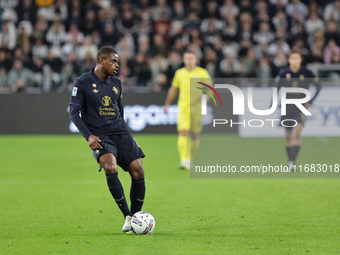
[90,69,111,84]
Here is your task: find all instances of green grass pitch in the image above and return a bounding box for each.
[1,134,340,254]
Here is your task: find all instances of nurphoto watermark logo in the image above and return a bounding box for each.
[197,82,312,128]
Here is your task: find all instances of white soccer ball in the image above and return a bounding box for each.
[131,211,155,235]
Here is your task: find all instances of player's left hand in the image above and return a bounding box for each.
[304,103,311,109]
[88,135,102,150]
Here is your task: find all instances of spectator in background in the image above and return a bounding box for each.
[59,52,79,92]
[203,21,222,45]
[236,21,253,43]
[268,36,290,56]
[46,20,67,46]
[324,39,340,64]
[0,49,10,72]
[16,26,30,49]
[133,52,151,87]
[44,50,63,92]
[8,58,34,93]
[253,23,275,45]
[78,36,97,61]
[286,0,308,19]
[16,0,37,24]
[0,0,19,9]
[240,48,257,77]
[67,5,81,28]
[80,53,95,74]
[30,56,44,88]
[219,0,239,19]
[172,0,186,20]
[137,35,151,56]
[153,34,169,57]
[101,23,120,47]
[183,11,200,32]
[0,50,9,89]
[32,15,48,42]
[204,48,219,77]
[115,34,135,59]
[0,22,17,50]
[117,53,133,79]
[67,23,84,44]
[152,0,172,21]
[150,53,168,81]
[21,40,34,66]
[239,0,253,15]
[254,42,269,61]
[270,50,287,77]
[305,11,324,35]
[325,21,340,46]
[272,10,289,31]
[238,38,252,58]
[82,9,98,35]
[324,0,340,22]
[222,23,237,44]
[220,55,240,78]
[308,45,324,64]
[116,8,138,34]
[32,38,49,60]
[166,51,182,84]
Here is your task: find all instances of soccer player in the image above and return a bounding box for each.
[274,50,321,171]
[69,46,146,234]
[164,51,211,170]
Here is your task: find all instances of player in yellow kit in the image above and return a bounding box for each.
[164,51,211,169]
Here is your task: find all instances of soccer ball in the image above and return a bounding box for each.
[131,211,155,235]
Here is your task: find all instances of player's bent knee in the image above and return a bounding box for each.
[179,130,189,136]
[130,160,144,179]
[103,164,118,174]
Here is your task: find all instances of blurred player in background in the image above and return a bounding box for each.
[274,51,321,171]
[69,46,146,233]
[164,51,211,170]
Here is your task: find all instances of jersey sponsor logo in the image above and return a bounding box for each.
[72,87,78,96]
[92,83,97,88]
[112,86,118,95]
[102,96,111,106]
[93,89,98,93]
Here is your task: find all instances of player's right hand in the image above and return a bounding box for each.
[164,105,169,114]
[88,135,102,150]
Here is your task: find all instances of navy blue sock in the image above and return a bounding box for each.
[291,146,300,161]
[286,147,294,161]
[106,173,131,217]
[130,178,145,214]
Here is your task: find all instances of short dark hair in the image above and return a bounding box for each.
[184,50,197,56]
[97,46,117,61]
[289,50,303,58]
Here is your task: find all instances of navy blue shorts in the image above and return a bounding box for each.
[280,109,306,130]
[92,133,145,172]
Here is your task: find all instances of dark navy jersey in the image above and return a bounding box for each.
[69,69,129,137]
[274,66,321,104]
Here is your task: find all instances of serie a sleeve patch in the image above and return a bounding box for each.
[72,87,78,97]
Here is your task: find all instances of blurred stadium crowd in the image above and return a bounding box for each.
[0,0,339,93]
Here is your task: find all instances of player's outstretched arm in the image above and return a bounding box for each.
[164,86,178,114]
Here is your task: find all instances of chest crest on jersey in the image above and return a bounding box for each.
[102,96,111,106]
[299,75,304,81]
[112,86,118,95]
